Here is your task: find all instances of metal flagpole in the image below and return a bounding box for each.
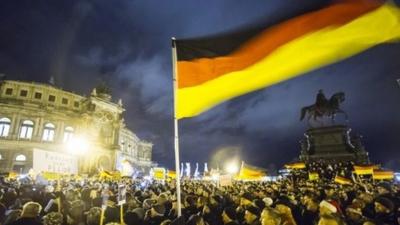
[171,37,182,217]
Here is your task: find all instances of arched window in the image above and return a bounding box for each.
[0,154,2,160]
[15,154,26,161]
[63,126,74,143]
[42,123,55,141]
[19,120,34,139]
[0,117,11,137]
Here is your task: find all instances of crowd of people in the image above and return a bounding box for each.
[0,164,399,225]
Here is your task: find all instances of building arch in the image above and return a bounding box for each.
[15,154,26,161]
[63,126,74,143]
[19,120,34,139]
[0,117,11,137]
[42,122,55,141]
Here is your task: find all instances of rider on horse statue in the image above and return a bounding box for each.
[316,90,328,107]
[315,89,328,116]
[300,89,348,124]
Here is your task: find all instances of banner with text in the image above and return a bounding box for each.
[33,149,78,174]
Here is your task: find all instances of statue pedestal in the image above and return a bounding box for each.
[299,125,369,164]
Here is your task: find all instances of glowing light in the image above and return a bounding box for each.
[65,136,89,155]
[211,174,219,180]
[121,159,133,176]
[225,161,239,174]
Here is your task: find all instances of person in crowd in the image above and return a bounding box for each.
[317,214,346,225]
[186,214,206,225]
[275,196,298,225]
[0,160,400,225]
[260,207,281,225]
[3,209,22,225]
[237,193,254,223]
[243,205,260,225]
[144,203,167,225]
[300,196,319,225]
[345,205,365,225]
[373,197,397,225]
[10,201,43,225]
[222,206,239,225]
[86,207,102,225]
[42,212,63,225]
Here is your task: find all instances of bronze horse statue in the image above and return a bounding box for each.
[300,91,348,123]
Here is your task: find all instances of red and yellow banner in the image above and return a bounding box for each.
[175,1,400,119]
[285,162,306,170]
[236,162,266,180]
[334,175,352,185]
[353,165,374,175]
[373,170,394,180]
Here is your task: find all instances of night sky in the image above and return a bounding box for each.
[1,0,400,172]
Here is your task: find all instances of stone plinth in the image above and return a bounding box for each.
[299,125,369,164]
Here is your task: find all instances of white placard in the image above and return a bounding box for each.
[117,184,127,205]
[219,174,232,187]
[33,148,78,174]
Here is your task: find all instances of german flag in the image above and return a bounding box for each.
[99,170,112,178]
[308,172,319,181]
[285,162,306,170]
[174,1,400,119]
[353,165,374,175]
[237,161,266,179]
[334,175,352,185]
[153,167,166,180]
[373,170,394,180]
[167,170,177,179]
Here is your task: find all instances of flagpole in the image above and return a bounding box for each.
[171,37,182,217]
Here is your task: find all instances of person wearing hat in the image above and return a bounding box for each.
[222,206,239,225]
[319,200,338,216]
[244,205,261,225]
[9,201,43,225]
[373,197,396,225]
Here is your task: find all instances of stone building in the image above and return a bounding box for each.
[0,80,153,175]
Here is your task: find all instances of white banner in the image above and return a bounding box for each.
[33,149,78,174]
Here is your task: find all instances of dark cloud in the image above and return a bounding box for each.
[1,0,400,171]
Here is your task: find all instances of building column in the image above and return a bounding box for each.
[10,114,18,139]
[33,117,42,142]
[56,121,64,143]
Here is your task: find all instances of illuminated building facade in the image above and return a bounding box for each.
[0,80,153,174]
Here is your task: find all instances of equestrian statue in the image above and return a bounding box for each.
[300,90,348,124]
